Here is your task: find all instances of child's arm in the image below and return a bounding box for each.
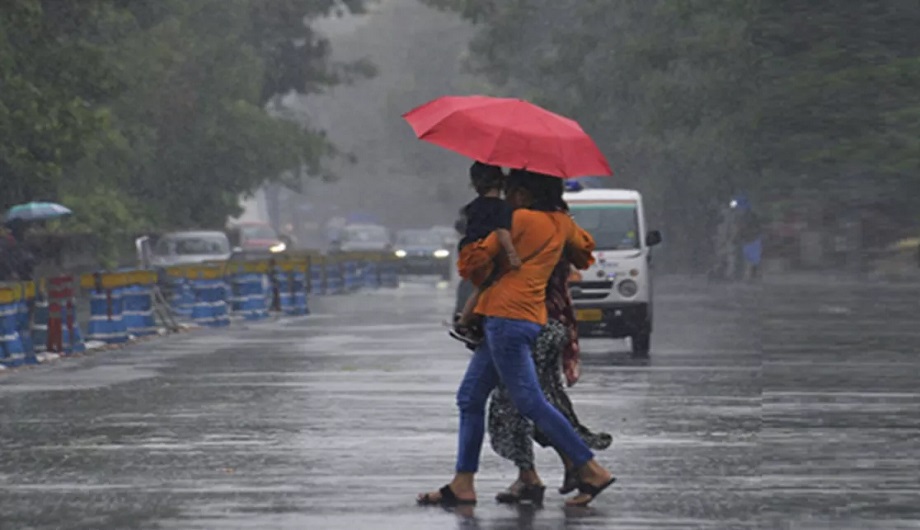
[496,228,521,269]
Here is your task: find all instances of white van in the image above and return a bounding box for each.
[564,187,662,356]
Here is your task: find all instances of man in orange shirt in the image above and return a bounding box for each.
[418,171,616,508]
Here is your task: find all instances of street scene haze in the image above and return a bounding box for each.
[1,1,918,529]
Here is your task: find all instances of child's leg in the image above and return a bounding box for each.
[459,286,481,326]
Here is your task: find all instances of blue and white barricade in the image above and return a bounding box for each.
[380,259,399,288]
[17,298,37,364]
[217,280,231,326]
[231,272,268,320]
[168,276,194,319]
[32,296,48,355]
[343,259,359,292]
[87,287,128,344]
[291,269,308,315]
[0,299,25,368]
[122,284,157,337]
[275,269,294,313]
[362,259,380,289]
[191,277,230,327]
[309,257,325,296]
[62,319,86,354]
[325,260,343,295]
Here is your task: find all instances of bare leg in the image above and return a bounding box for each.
[565,460,614,506]
[458,287,480,327]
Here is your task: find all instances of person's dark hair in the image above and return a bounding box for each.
[506,170,568,212]
[470,162,504,195]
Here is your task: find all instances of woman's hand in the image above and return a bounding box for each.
[564,358,581,387]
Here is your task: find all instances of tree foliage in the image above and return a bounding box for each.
[1,0,372,264]
[422,0,920,269]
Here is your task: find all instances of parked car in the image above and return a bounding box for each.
[226,222,288,257]
[143,231,233,268]
[331,224,392,253]
[393,229,452,279]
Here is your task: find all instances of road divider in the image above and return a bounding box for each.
[0,250,402,370]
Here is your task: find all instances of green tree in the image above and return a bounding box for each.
[0,0,121,210]
[424,0,920,269]
[2,0,374,268]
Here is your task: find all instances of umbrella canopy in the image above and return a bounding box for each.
[402,95,612,179]
[4,202,72,223]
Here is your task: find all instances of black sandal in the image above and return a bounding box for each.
[559,469,578,495]
[567,477,617,507]
[449,325,482,347]
[495,483,545,506]
[417,485,477,507]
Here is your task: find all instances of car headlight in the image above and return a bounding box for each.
[433,249,450,259]
[617,279,638,297]
[270,242,286,253]
[395,249,407,258]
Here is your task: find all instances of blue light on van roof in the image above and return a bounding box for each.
[565,181,584,192]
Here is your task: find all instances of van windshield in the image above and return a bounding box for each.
[569,202,640,250]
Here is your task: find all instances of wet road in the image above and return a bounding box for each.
[1,277,918,529]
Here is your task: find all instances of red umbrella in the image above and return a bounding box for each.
[402,95,612,178]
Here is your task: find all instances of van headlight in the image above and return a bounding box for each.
[270,242,286,253]
[433,249,450,259]
[617,279,638,297]
[395,249,407,258]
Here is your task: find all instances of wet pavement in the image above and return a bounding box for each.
[1,277,918,529]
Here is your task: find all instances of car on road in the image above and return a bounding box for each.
[146,231,233,268]
[393,229,452,279]
[226,222,288,257]
[564,185,661,356]
[331,223,392,253]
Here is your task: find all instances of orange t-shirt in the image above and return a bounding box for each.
[458,209,595,325]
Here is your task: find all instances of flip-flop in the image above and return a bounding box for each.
[417,485,477,507]
[567,477,617,507]
[559,469,578,495]
[495,483,545,506]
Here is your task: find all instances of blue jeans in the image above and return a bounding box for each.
[455,317,595,473]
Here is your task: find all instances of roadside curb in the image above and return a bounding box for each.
[0,325,200,375]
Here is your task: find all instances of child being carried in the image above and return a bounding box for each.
[450,162,521,346]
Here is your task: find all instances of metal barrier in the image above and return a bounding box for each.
[0,250,402,370]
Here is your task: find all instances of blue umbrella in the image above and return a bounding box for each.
[4,202,73,223]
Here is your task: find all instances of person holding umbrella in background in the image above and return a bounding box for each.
[1,201,72,281]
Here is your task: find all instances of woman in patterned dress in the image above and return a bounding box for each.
[486,226,612,505]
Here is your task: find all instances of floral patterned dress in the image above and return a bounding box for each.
[487,258,612,471]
